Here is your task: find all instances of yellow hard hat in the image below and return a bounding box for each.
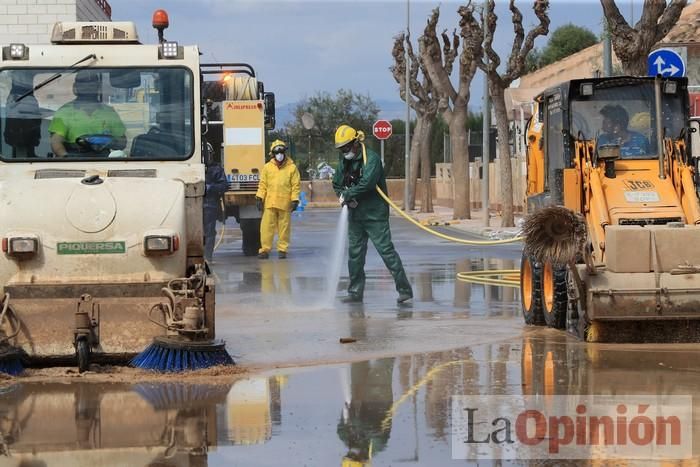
[335,125,358,148]
[269,139,287,154]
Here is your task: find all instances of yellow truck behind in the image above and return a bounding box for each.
[201,66,275,255]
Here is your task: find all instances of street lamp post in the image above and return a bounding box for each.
[404,0,411,210]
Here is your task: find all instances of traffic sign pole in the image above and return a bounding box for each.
[372,120,392,169]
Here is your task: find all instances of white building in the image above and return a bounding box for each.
[0,0,111,46]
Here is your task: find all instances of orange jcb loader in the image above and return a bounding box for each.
[520,76,700,342]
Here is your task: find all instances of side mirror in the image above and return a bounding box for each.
[264,92,276,131]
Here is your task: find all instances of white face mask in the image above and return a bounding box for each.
[343,151,355,160]
[275,153,285,162]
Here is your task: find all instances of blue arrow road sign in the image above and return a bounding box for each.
[648,48,685,77]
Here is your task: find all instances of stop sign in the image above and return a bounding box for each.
[373,120,393,140]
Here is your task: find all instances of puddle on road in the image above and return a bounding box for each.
[215,256,521,318]
[2,329,699,466]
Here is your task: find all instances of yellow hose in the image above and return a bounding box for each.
[358,142,522,246]
[375,186,522,246]
[456,269,521,287]
[359,142,523,287]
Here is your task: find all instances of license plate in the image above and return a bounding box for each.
[57,241,126,255]
[229,173,259,182]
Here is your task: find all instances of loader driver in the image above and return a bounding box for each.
[49,70,126,157]
[597,104,650,158]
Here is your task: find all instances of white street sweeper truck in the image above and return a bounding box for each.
[0,11,243,372]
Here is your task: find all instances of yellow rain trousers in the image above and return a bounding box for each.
[256,157,301,253]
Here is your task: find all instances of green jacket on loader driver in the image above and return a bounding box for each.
[332,124,412,304]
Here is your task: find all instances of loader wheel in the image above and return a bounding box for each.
[520,253,544,325]
[76,338,90,373]
[542,261,568,329]
[240,218,261,256]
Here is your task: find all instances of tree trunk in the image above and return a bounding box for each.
[450,107,470,219]
[492,87,515,227]
[408,118,423,210]
[420,118,434,213]
[623,55,650,77]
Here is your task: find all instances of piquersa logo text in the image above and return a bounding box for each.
[57,241,126,255]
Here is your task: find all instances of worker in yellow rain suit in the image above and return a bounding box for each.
[255,140,301,259]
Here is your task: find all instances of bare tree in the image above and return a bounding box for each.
[601,0,687,76]
[419,5,482,220]
[465,0,549,227]
[391,33,437,212]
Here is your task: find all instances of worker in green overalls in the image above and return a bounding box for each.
[332,124,412,304]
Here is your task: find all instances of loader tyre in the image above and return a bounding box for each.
[520,253,544,325]
[240,218,261,256]
[542,261,567,329]
[76,338,90,373]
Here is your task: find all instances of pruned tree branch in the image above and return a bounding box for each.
[406,33,431,107]
[505,0,549,83]
[457,3,482,100]
[482,1,501,73]
[601,0,687,75]
[441,29,459,76]
[419,7,458,104]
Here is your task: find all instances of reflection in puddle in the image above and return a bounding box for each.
[216,251,521,316]
[3,331,698,465]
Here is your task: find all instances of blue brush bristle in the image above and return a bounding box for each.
[0,354,23,376]
[131,341,234,373]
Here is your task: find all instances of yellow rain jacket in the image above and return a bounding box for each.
[256,157,301,210]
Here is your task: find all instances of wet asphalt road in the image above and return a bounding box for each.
[3,209,700,466]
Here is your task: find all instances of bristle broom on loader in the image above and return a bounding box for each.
[131,336,233,372]
[521,206,587,265]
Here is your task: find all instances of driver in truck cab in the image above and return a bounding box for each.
[48,70,126,157]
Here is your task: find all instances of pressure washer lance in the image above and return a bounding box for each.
[131,265,234,372]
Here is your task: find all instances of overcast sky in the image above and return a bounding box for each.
[113,1,643,111]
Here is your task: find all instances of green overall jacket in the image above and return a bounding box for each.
[332,145,389,221]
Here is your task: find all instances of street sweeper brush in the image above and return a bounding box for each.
[131,265,234,372]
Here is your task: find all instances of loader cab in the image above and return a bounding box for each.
[528,76,690,213]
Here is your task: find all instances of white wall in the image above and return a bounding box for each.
[0,0,110,46]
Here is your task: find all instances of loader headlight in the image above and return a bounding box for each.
[144,234,179,255]
[580,82,593,96]
[2,236,38,257]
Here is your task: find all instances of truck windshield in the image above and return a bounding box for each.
[570,81,685,160]
[0,67,193,161]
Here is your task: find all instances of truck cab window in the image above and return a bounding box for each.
[0,67,193,161]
